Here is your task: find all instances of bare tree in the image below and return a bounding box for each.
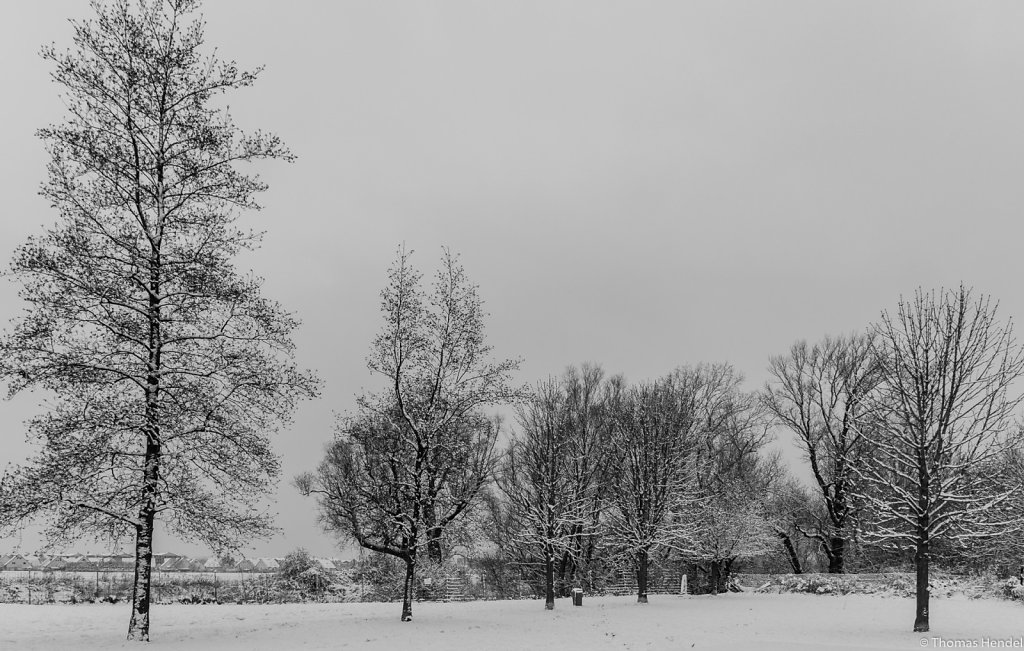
[498,365,619,608]
[691,498,777,590]
[552,364,619,593]
[763,334,879,572]
[297,247,523,621]
[499,379,586,609]
[855,286,1024,632]
[466,486,525,600]
[0,0,316,641]
[689,363,776,593]
[298,407,500,618]
[605,371,704,603]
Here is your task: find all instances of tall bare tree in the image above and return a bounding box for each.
[605,370,704,603]
[498,366,619,608]
[855,286,1024,632]
[552,364,619,592]
[763,333,879,572]
[297,247,523,621]
[500,379,583,609]
[689,363,775,593]
[0,0,317,641]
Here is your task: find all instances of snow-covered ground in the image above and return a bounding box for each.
[1,593,1021,650]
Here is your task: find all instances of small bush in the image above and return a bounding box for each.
[1002,577,1024,601]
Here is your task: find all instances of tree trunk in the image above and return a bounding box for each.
[635,548,649,603]
[127,395,161,640]
[778,530,803,574]
[914,536,929,632]
[401,555,416,621]
[128,210,163,642]
[544,551,555,610]
[914,447,930,633]
[827,536,846,574]
[583,529,598,592]
[126,514,156,641]
[560,523,584,594]
[558,549,573,597]
[709,560,721,596]
[722,558,734,592]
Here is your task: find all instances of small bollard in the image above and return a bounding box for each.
[571,587,583,606]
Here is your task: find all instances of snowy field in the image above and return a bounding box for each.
[1,593,1021,650]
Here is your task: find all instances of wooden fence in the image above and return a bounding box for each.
[0,570,266,583]
[732,572,914,588]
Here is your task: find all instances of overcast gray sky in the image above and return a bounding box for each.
[3,1,1024,559]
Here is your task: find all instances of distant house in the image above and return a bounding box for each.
[236,559,257,572]
[151,552,182,567]
[43,558,68,571]
[149,553,186,571]
[186,558,207,572]
[1,551,229,573]
[1,554,41,571]
[255,558,280,573]
[111,555,134,569]
[90,555,131,570]
[64,555,94,571]
[158,557,187,572]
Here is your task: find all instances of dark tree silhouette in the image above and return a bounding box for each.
[764,333,879,572]
[605,370,704,603]
[498,367,619,609]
